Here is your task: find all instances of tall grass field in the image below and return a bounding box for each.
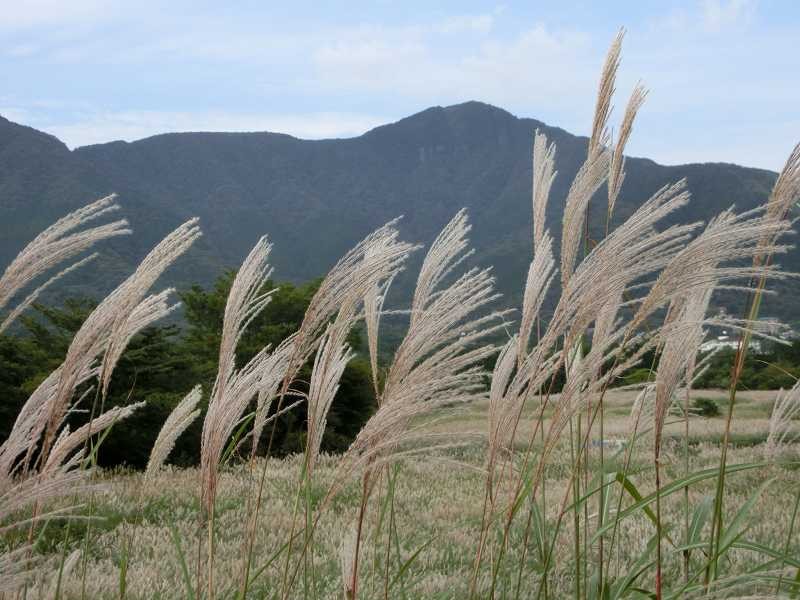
[1,31,799,599]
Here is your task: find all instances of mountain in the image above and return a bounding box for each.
[0,102,795,325]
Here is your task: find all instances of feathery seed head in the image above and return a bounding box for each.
[0,194,130,326]
[608,82,648,217]
[146,386,203,478]
[765,381,800,458]
[532,130,558,253]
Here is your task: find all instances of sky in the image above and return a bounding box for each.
[1,0,798,170]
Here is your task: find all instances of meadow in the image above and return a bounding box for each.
[9,391,799,599]
[2,30,800,599]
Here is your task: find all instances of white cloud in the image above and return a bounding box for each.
[311,22,595,123]
[6,43,40,57]
[0,0,119,29]
[702,0,756,32]
[654,0,757,35]
[436,14,495,35]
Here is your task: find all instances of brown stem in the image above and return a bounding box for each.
[350,474,371,600]
[655,445,663,600]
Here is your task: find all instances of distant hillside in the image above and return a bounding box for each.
[0,102,795,325]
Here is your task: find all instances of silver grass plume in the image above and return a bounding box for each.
[765,141,800,224]
[559,146,611,288]
[200,236,278,515]
[43,401,145,473]
[550,181,694,355]
[249,336,296,457]
[95,220,200,399]
[589,29,623,158]
[0,253,98,334]
[632,206,792,328]
[217,237,275,383]
[0,370,65,482]
[518,230,555,364]
[364,274,394,397]
[497,341,563,446]
[338,210,504,483]
[765,381,800,458]
[203,350,285,515]
[560,29,622,287]
[281,221,416,395]
[405,210,476,334]
[608,83,648,218]
[628,384,655,437]
[100,288,180,399]
[487,337,521,468]
[146,386,203,477]
[266,224,416,464]
[260,223,415,462]
[339,522,358,599]
[483,271,564,491]
[306,305,356,475]
[756,141,800,263]
[0,194,130,319]
[591,289,624,372]
[513,182,693,459]
[532,130,557,253]
[653,286,714,454]
[0,470,95,530]
[41,218,200,460]
[484,185,691,475]
[258,223,415,472]
[483,337,563,504]
[0,360,97,482]
[330,214,502,598]
[545,327,655,456]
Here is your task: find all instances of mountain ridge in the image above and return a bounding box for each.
[0,101,794,324]
[59,102,777,175]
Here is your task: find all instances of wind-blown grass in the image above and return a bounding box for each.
[1,28,799,600]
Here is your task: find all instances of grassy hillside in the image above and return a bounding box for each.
[17,391,799,599]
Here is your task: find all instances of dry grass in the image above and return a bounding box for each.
[20,400,797,599]
[426,389,777,437]
[2,28,800,600]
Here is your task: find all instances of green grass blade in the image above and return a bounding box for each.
[591,462,786,543]
[688,496,713,546]
[387,536,436,594]
[221,412,256,466]
[718,478,772,555]
[168,523,195,600]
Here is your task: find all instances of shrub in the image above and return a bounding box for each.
[693,396,721,417]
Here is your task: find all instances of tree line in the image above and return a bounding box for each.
[0,273,376,470]
[2,270,798,471]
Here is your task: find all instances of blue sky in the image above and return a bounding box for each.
[1,0,798,170]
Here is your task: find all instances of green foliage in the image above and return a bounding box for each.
[179,272,325,383]
[0,273,377,469]
[692,397,721,417]
[179,273,374,457]
[622,367,653,385]
[622,340,800,391]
